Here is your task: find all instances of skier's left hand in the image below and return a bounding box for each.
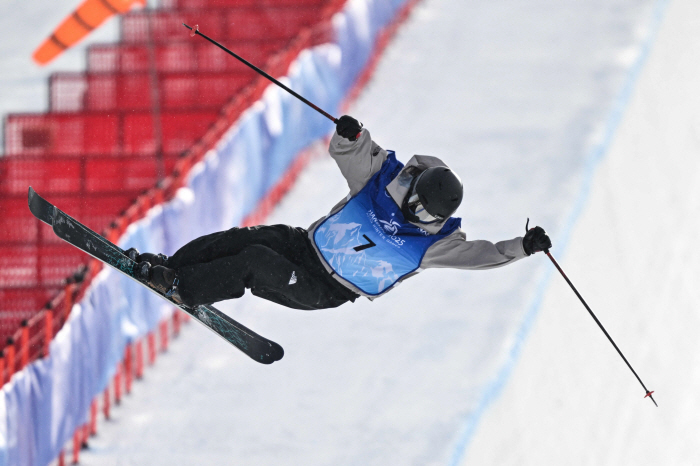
[523,223,551,255]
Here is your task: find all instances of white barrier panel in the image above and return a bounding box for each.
[0,1,410,464]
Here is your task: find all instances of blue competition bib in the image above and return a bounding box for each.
[313,152,461,295]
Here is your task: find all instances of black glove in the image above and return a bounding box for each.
[523,221,552,255]
[336,115,363,141]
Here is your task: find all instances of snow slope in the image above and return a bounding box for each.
[0,0,673,464]
[466,0,700,464]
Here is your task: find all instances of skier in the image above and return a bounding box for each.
[128,115,552,309]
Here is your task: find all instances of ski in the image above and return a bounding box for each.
[28,187,284,365]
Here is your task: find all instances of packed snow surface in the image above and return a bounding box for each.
[5,0,697,465]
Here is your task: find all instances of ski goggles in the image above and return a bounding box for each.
[406,193,444,224]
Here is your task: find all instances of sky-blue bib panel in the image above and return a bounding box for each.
[313,152,461,295]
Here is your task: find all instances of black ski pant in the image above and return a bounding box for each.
[167,224,359,310]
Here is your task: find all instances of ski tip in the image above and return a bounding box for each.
[274,343,284,362]
[28,186,43,206]
[27,186,56,225]
[261,343,284,364]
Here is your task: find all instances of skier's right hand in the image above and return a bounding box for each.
[523,225,552,255]
[336,115,363,141]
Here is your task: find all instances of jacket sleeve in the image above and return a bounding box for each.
[329,128,388,196]
[421,228,527,270]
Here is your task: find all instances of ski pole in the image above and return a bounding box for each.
[183,23,338,123]
[544,249,657,407]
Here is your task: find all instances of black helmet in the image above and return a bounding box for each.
[401,166,463,224]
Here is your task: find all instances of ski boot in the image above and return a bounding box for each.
[125,247,169,267]
[143,264,183,304]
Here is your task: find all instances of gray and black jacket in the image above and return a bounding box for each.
[307,128,527,299]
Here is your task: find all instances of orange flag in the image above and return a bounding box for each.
[33,0,146,65]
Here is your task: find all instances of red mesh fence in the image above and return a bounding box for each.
[0,196,42,243]
[0,156,83,195]
[121,7,322,43]
[0,154,181,196]
[83,156,179,191]
[0,244,87,289]
[50,71,256,112]
[87,40,284,73]
[164,0,329,8]
[0,285,77,385]
[0,288,56,327]
[4,113,120,156]
[5,111,219,156]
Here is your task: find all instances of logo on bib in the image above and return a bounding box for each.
[379,219,401,235]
